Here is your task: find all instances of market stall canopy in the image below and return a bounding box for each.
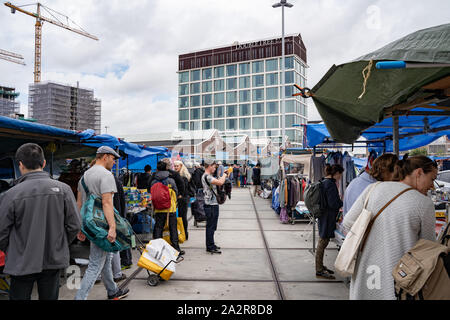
[305,105,450,152]
[310,23,450,143]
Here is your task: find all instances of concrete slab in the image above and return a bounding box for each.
[171,249,273,281]
[217,211,257,219]
[214,219,260,231]
[260,218,312,231]
[282,282,349,300]
[181,230,266,249]
[263,230,337,249]
[269,249,343,282]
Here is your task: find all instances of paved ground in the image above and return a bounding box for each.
[1,187,349,300]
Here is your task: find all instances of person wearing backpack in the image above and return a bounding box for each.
[342,155,437,300]
[150,161,184,255]
[203,160,229,254]
[75,146,129,300]
[315,164,344,280]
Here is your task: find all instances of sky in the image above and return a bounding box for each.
[0,0,449,136]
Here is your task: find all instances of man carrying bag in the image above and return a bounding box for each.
[75,146,130,300]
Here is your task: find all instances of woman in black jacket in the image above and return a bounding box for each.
[174,161,192,241]
[316,164,344,280]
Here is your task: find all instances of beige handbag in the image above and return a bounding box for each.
[335,183,413,277]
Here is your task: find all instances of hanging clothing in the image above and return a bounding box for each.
[309,155,326,183]
[318,177,343,239]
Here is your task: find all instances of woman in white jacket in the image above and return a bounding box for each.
[342,155,437,300]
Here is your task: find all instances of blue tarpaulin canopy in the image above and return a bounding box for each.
[0,116,169,167]
[305,106,450,152]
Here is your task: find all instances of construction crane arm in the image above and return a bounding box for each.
[0,55,26,65]
[4,2,98,40]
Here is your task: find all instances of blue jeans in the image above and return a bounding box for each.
[75,242,118,300]
[204,204,219,250]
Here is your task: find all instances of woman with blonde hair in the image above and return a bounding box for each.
[174,160,192,241]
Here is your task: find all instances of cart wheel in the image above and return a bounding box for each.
[147,275,159,286]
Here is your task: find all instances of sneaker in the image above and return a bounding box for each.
[178,250,185,256]
[108,288,130,300]
[206,248,222,254]
[113,274,127,282]
[95,279,101,285]
[214,245,221,250]
[316,270,335,280]
[121,265,131,271]
[323,266,335,275]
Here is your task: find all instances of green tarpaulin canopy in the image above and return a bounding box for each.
[311,23,450,144]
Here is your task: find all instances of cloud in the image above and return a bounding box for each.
[1,0,449,134]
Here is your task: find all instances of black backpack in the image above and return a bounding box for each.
[204,175,227,205]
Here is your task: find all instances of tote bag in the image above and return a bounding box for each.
[335,183,413,277]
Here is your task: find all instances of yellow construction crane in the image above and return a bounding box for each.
[0,48,25,65]
[4,2,98,83]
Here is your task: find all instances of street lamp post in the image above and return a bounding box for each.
[273,0,293,150]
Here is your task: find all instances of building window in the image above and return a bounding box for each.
[214,79,224,91]
[179,122,189,131]
[190,95,200,107]
[227,118,237,130]
[239,104,251,116]
[266,101,279,114]
[190,82,200,94]
[179,97,189,108]
[227,78,237,90]
[179,84,189,96]
[286,129,295,142]
[214,92,225,105]
[252,117,264,129]
[285,99,295,113]
[202,68,212,80]
[202,120,212,130]
[214,119,225,131]
[285,114,296,127]
[202,81,212,93]
[202,107,212,119]
[226,64,237,77]
[239,76,251,89]
[252,89,264,101]
[239,62,250,75]
[179,109,189,121]
[190,121,201,130]
[214,106,224,118]
[266,58,278,72]
[252,103,264,115]
[284,85,294,98]
[239,90,250,103]
[239,118,251,130]
[266,73,278,86]
[266,87,279,100]
[266,129,280,137]
[214,66,224,78]
[252,74,264,87]
[285,70,294,83]
[191,70,200,81]
[179,71,189,83]
[281,56,294,69]
[202,94,212,106]
[190,108,200,120]
[266,115,279,129]
[252,60,264,73]
[226,105,237,117]
[226,91,237,104]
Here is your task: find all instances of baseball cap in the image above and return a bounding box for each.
[96,146,120,159]
[204,159,216,166]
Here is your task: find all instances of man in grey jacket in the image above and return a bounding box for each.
[0,143,81,300]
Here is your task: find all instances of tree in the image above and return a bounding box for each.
[409,147,428,156]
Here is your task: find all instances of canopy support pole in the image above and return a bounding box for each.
[312,146,316,254]
[393,116,399,156]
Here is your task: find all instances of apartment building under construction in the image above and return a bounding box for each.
[29,81,101,133]
[0,86,20,118]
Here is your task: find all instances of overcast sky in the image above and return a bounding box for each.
[0,0,449,136]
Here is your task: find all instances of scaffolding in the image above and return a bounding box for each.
[0,86,21,118]
[29,81,101,133]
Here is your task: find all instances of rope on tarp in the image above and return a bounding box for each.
[358,60,374,99]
